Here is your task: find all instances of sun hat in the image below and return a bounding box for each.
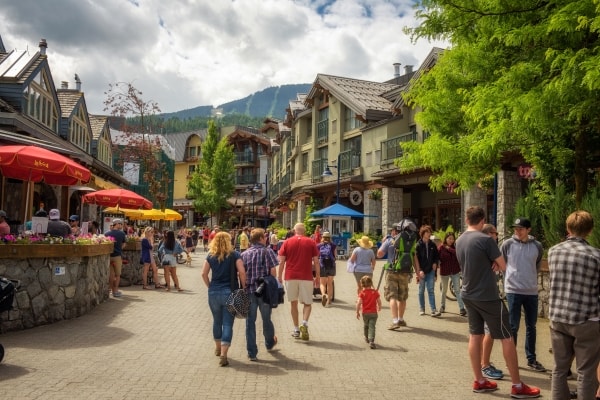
[357,235,374,249]
[49,209,60,220]
[112,218,123,225]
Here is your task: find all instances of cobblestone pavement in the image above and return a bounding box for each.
[0,252,555,399]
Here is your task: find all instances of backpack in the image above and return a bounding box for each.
[391,230,417,273]
[319,243,335,268]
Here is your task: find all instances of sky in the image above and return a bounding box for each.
[0,0,444,115]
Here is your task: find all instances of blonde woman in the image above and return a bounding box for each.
[141,227,163,289]
[201,231,246,367]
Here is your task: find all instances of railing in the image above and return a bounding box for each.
[285,136,295,159]
[281,172,291,193]
[234,152,256,165]
[236,174,258,185]
[317,119,328,144]
[380,132,418,163]
[312,159,328,182]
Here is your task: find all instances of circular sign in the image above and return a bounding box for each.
[349,190,363,205]
[288,202,296,210]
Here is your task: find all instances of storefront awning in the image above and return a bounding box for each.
[92,175,120,190]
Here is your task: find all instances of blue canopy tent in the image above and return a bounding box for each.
[310,203,367,258]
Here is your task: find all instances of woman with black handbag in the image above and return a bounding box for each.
[201,231,246,367]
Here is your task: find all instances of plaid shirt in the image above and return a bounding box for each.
[548,237,600,324]
[241,244,279,294]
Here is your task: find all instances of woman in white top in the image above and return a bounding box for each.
[350,236,376,294]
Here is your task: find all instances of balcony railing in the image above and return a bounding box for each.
[312,158,328,182]
[380,132,418,163]
[234,152,256,165]
[317,119,328,144]
[235,174,258,185]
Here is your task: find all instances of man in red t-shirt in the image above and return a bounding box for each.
[278,223,319,341]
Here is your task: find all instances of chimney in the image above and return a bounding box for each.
[39,38,47,55]
[75,74,81,91]
[404,65,413,74]
[61,81,68,89]
[393,63,401,78]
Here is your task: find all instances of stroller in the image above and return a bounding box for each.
[0,277,19,363]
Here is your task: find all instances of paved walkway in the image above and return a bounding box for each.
[0,252,555,399]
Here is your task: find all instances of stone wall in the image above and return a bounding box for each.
[0,250,111,333]
[382,187,403,233]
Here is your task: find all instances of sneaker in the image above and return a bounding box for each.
[369,341,376,349]
[527,360,546,372]
[460,308,467,316]
[473,379,498,393]
[431,310,441,317]
[388,322,401,330]
[419,310,425,316]
[112,291,122,297]
[511,382,541,398]
[266,335,277,351]
[299,325,309,341]
[397,319,407,327]
[248,356,258,361]
[440,306,445,313]
[291,330,300,339]
[482,364,504,380]
[321,293,328,307]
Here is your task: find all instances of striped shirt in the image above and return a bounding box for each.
[548,237,600,325]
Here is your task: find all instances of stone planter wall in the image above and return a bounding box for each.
[120,241,143,286]
[0,243,113,333]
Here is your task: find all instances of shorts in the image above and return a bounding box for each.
[109,256,123,276]
[320,262,336,277]
[353,271,373,285]
[462,298,512,339]
[285,280,314,305]
[384,272,410,302]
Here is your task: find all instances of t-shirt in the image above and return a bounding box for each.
[47,220,71,238]
[279,235,319,281]
[455,230,501,301]
[359,288,380,314]
[0,220,10,235]
[352,247,375,273]
[105,229,127,257]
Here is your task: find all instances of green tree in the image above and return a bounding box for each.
[401,0,600,205]
[188,120,235,222]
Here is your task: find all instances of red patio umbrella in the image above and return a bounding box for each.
[0,145,91,185]
[82,188,153,210]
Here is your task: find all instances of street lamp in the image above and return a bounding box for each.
[246,183,261,227]
[322,153,341,204]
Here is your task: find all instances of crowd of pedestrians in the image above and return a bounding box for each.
[190,211,600,399]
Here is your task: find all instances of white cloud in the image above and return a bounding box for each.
[0,0,445,114]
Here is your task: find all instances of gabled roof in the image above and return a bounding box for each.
[164,130,206,161]
[306,74,399,122]
[56,90,84,118]
[89,115,109,140]
[392,47,444,114]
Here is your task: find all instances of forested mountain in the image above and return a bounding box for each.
[161,83,311,121]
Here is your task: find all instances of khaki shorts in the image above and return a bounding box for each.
[384,272,410,302]
[285,280,314,305]
[110,256,123,276]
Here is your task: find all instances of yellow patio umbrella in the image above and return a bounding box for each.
[135,208,166,220]
[163,209,182,221]
[103,207,144,218]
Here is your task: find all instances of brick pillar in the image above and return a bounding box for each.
[461,186,487,231]
[496,170,520,237]
[382,187,403,234]
[363,191,381,235]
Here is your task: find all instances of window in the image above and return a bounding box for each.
[302,152,308,173]
[188,165,196,175]
[343,136,361,168]
[344,107,364,132]
[23,70,59,133]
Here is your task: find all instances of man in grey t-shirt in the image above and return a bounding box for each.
[455,206,540,398]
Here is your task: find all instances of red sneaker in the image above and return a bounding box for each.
[473,379,498,393]
[511,382,541,398]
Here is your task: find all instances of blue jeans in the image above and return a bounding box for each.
[418,270,437,312]
[440,273,464,310]
[246,295,276,358]
[208,288,235,346]
[506,293,538,363]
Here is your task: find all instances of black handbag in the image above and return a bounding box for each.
[225,254,249,318]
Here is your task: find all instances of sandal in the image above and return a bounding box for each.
[143,286,152,290]
[177,288,184,292]
[154,284,164,289]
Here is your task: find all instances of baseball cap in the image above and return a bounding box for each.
[322,231,331,238]
[49,209,60,220]
[511,218,531,229]
[112,218,123,225]
[69,215,79,221]
[0,210,6,218]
